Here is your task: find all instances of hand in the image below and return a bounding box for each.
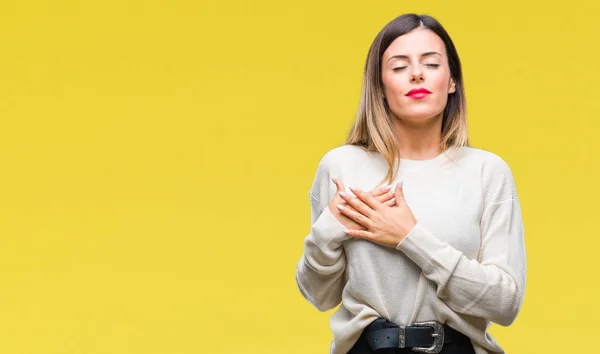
[336,182,417,248]
[328,177,396,231]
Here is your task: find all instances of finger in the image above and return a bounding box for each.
[369,185,392,198]
[395,181,406,204]
[339,194,376,218]
[348,205,364,216]
[349,186,381,211]
[336,203,373,228]
[376,188,395,203]
[384,198,396,207]
[342,228,374,240]
[338,203,359,213]
[332,177,346,194]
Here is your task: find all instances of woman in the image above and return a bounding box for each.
[294,13,526,354]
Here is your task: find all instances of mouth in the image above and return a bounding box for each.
[405,88,432,99]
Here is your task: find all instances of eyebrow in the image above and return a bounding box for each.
[386,51,442,62]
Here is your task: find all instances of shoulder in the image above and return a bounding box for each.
[458,147,518,204]
[316,144,370,171]
[321,144,369,162]
[454,146,514,180]
[457,146,512,170]
[309,144,369,201]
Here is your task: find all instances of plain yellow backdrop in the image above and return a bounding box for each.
[0,0,598,353]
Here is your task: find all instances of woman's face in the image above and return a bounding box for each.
[381,28,455,124]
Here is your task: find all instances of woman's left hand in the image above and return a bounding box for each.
[337,182,417,248]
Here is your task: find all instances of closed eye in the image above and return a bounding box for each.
[392,64,440,71]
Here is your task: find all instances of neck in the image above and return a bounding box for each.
[391,113,444,160]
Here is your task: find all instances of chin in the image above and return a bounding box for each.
[395,109,443,123]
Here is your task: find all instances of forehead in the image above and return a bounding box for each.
[383,28,446,60]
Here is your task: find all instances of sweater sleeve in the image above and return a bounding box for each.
[295,152,351,312]
[396,155,527,326]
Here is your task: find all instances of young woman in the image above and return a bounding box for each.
[295,13,527,354]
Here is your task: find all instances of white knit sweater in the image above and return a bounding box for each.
[295,144,526,354]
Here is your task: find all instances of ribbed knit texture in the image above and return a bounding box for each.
[295,144,526,354]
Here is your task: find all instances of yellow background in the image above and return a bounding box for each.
[0,1,597,353]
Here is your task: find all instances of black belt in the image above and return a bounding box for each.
[362,318,465,353]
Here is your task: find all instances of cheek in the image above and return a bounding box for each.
[382,76,405,99]
[433,71,453,91]
[433,76,450,92]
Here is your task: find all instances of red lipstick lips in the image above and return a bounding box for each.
[406,88,431,99]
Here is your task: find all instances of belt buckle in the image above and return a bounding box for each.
[398,320,444,354]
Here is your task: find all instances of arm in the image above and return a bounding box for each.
[396,157,527,326]
[295,153,351,312]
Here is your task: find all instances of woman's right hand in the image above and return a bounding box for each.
[328,177,395,231]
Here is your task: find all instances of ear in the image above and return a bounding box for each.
[448,78,456,94]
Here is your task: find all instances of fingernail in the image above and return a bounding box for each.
[348,185,355,190]
[339,191,347,198]
[336,204,344,210]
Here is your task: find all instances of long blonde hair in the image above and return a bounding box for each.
[346,13,470,186]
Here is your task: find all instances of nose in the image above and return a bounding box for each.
[409,67,424,84]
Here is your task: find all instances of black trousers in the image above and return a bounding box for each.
[347,319,476,354]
